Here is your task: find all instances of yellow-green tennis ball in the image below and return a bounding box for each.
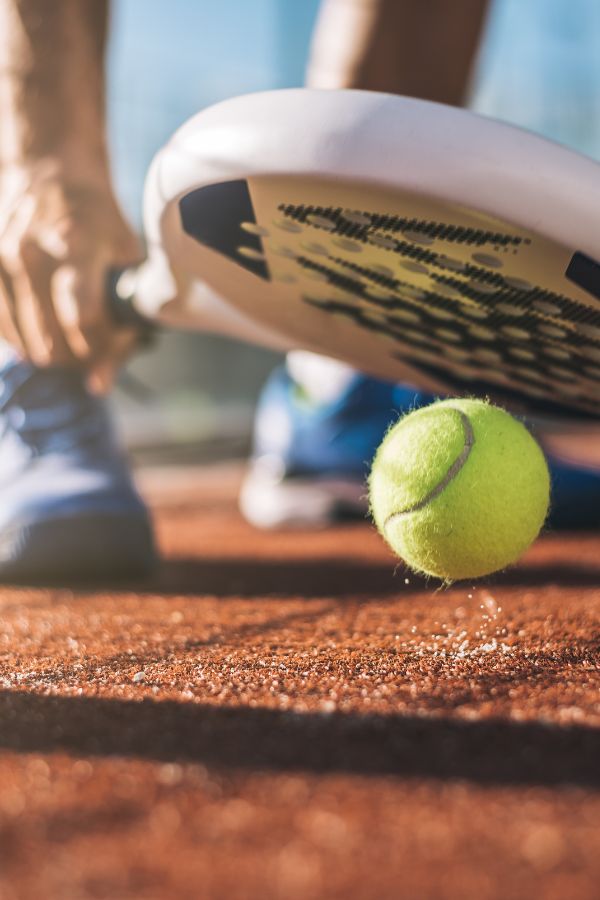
[369,398,550,581]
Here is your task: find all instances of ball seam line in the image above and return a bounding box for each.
[383,409,475,527]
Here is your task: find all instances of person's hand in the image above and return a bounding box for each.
[0,160,142,392]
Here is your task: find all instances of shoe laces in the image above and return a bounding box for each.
[0,362,109,456]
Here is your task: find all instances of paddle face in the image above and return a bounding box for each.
[174,173,600,419]
[126,89,600,421]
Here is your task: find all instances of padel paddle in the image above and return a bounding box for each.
[110,88,600,421]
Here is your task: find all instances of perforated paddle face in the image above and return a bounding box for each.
[179,176,600,420]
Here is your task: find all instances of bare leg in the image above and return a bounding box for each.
[307,0,491,105]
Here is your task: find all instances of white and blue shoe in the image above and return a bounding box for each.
[0,355,156,582]
[241,354,600,531]
[240,354,430,529]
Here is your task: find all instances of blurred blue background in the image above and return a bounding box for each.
[473,0,600,159]
[105,0,600,458]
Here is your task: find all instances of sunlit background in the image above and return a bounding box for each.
[106,0,600,460]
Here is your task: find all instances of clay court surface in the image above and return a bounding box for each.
[0,463,598,900]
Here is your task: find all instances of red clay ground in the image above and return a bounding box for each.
[0,464,598,900]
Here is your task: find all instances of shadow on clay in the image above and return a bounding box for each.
[0,691,598,789]
[3,557,600,595]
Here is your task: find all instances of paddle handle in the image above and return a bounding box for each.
[107,268,157,348]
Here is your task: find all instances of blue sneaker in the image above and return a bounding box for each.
[241,363,600,530]
[240,361,432,528]
[0,357,156,582]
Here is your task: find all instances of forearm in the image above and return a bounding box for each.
[0,0,109,174]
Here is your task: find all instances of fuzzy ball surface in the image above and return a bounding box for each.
[369,399,550,581]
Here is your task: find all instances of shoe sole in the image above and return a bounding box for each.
[0,512,156,584]
[239,468,368,529]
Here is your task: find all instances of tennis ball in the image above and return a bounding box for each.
[369,398,550,581]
